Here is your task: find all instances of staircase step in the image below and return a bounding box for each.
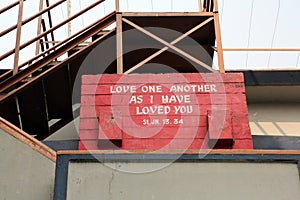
[92,30,112,41]
[32,61,62,76]
[68,44,89,57]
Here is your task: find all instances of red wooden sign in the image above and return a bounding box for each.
[79,73,253,150]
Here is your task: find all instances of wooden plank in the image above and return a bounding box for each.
[0,117,56,162]
[232,116,252,139]
[82,73,245,85]
[81,93,246,106]
[122,115,207,128]
[123,138,205,150]
[123,127,207,139]
[122,18,216,73]
[79,73,251,151]
[79,103,248,118]
[208,110,233,140]
[81,83,245,95]
[233,139,253,149]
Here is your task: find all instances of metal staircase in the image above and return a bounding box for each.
[0,0,116,139]
[0,0,222,140]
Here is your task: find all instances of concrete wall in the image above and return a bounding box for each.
[248,103,300,136]
[0,129,55,200]
[66,162,300,200]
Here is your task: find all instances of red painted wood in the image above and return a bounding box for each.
[122,115,207,128]
[123,126,207,139]
[232,116,253,139]
[122,138,205,150]
[82,73,244,85]
[79,73,252,150]
[81,93,246,106]
[207,110,234,148]
[207,110,232,139]
[233,139,253,149]
[81,83,245,95]
[80,104,248,118]
[79,130,98,140]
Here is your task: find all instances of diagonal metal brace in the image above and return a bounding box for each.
[122,18,216,74]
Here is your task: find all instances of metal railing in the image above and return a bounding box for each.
[0,0,218,82]
[0,0,112,80]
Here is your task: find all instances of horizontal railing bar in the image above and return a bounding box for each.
[0,0,22,15]
[0,0,105,62]
[223,48,300,52]
[0,0,66,37]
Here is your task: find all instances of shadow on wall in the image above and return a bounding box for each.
[248,103,300,137]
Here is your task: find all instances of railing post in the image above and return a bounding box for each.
[35,0,44,56]
[116,13,123,74]
[45,0,56,47]
[67,0,71,36]
[213,0,218,12]
[115,0,120,12]
[213,0,225,73]
[13,0,24,75]
[198,0,203,12]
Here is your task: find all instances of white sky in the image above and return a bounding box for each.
[0,0,300,70]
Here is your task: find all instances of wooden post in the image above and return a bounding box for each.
[13,0,24,75]
[35,0,44,56]
[116,14,123,74]
[213,0,225,73]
